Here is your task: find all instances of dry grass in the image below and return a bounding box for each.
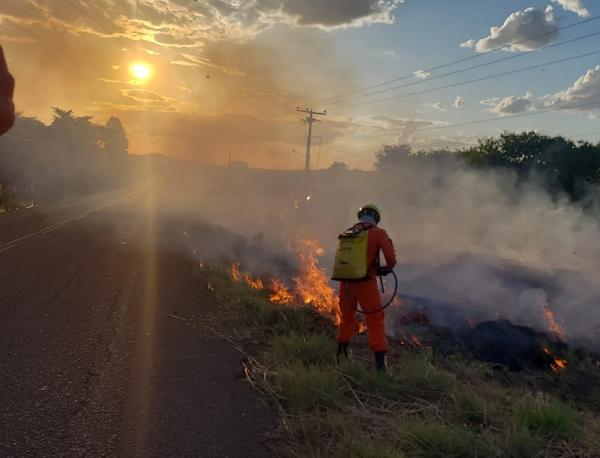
[201,266,600,458]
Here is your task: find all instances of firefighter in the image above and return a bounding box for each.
[333,203,396,372]
[0,45,15,135]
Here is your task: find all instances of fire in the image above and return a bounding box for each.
[244,273,264,290]
[231,262,240,281]
[540,302,566,340]
[358,321,367,334]
[542,347,568,372]
[552,358,567,372]
[293,239,340,323]
[410,335,422,346]
[269,279,293,304]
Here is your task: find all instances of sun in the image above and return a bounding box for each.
[130,62,152,81]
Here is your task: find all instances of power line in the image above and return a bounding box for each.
[352,99,600,142]
[311,14,600,105]
[422,99,600,132]
[328,31,600,106]
[333,48,600,110]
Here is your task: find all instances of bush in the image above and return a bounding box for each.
[515,400,578,437]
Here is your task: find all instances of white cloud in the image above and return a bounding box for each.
[414,69,430,79]
[540,65,600,113]
[281,0,404,28]
[461,6,558,53]
[454,96,465,109]
[424,102,448,111]
[480,92,534,115]
[551,0,590,17]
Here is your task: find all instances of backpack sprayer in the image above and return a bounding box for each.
[332,225,398,314]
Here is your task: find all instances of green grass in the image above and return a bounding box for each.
[515,400,578,437]
[394,351,456,397]
[454,389,489,425]
[201,262,599,458]
[271,334,335,367]
[276,365,341,412]
[400,420,494,458]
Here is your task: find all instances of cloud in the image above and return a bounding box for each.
[281,0,403,28]
[414,69,430,80]
[540,65,600,113]
[461,6,558,53]
[454,96,465,109]
[481,92,534,115]
[424,102,448,112]
[551,0,590,17]
[121,88,174,103]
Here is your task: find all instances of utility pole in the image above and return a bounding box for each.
[297,107,326,171]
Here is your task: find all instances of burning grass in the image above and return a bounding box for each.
[199,262,600,457]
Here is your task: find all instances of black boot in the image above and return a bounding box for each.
[374,351,387,372]
[336,341,349,363]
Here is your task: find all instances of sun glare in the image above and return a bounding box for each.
[130,62,152,81]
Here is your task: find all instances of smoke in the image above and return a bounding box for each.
[155,154,600,347]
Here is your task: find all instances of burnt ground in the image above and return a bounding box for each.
[0,187,272,457]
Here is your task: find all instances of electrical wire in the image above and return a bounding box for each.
[333,48,600,110]
[327,31,600,107]
[310,14,600,106]
[349,98,600,142]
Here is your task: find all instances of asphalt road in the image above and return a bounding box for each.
[0,187,272,457]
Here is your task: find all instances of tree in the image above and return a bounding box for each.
[374,144,413,171]
[328,161,349,172]
[462,131,600,200]
[102,117,129,155]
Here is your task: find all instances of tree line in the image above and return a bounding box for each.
[372,132,600,203]
[0,108,131,209]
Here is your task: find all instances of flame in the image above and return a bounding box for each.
[244,273,264,290]
[358,321,367,334]
[231,262,240,281]
[542,347,568,372]
[540,302,566,340]
[552,358,567,372]
[269,279,293,304]
[293,239,340,323]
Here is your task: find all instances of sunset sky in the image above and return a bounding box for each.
[1,0,599,169]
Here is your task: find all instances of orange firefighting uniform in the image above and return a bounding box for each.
[337,223,396,352]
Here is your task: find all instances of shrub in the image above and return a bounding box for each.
[515,400,578,437]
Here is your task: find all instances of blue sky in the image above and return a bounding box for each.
[319,0,600,159]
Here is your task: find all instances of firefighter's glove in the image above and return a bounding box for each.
[378,266,393,277]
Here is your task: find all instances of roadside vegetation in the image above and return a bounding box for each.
[200,265,600,458]
[0,109,131,211]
